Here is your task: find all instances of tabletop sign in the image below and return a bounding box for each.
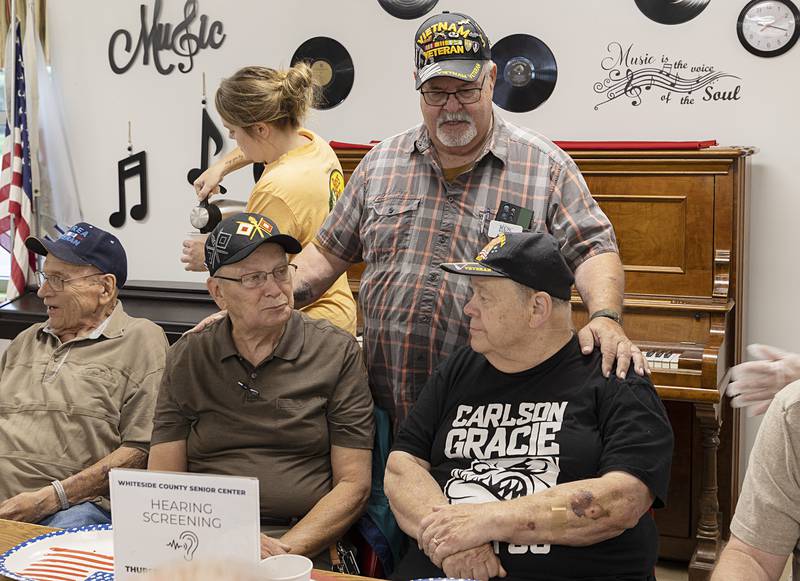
[110,468,259,579]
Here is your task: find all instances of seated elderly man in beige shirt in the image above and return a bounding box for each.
[0,222,168,528]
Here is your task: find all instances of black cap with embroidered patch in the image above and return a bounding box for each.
[204,212,302,276]
[440,232,574,300]
[414,11,491,89]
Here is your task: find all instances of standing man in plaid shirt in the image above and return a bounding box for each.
[293,11,647,425]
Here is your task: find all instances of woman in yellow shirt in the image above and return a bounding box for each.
[182,64,356,334]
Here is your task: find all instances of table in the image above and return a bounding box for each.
[0,519,372,580]
[0,520,56,580]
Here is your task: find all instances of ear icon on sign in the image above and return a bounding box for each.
[180,530,199,561]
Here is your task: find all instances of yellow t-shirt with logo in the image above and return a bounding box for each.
[246,129,356,335]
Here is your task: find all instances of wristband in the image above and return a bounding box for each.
[51,480,69,511]
[589,309,623,325]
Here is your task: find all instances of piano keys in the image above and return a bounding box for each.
[643,345,694,371]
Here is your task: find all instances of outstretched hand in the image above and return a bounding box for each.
[727,344,800,416]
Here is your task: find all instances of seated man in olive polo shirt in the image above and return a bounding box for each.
[0,222,168,528]
[148,212,374,566]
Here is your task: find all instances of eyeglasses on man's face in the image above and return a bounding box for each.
[35,271,101,292]
[419,76,487,107]
[214,263,297,289]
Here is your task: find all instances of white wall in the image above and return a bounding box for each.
[46,0,800,465]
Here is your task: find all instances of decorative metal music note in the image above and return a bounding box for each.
[186,73,227,194]
[110,123,149,228]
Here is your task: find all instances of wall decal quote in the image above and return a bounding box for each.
[594,42,741,109]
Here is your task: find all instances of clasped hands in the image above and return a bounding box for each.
[417,503,507,581]
[260,533,291,559]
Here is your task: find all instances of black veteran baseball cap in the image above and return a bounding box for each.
[204,212,302,276]
[414,11,491,89]
[25,222,128,288]
[440,232,574,300]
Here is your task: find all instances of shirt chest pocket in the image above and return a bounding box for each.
[29,362,122,425]
[363,193,421,262]
[274,397,328,450]
[68,364,122,423]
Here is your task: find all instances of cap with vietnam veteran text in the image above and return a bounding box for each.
[414,11,491,89]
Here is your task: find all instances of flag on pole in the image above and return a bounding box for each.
[0,18,34,299]
[24,0,82,241]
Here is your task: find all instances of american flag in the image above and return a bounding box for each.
[16,546,114,581]
[0,19,35,299]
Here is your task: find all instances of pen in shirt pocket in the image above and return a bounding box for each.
[237,381,260,400]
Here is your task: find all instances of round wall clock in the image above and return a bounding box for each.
[737,0,800,57]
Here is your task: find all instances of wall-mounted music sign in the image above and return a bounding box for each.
[110,123,148,228]
[593,42,741,109]
[108,0,226,75]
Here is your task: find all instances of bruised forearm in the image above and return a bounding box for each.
[61,446,147,505]
[573,252,624,314]
[491,472,651,547]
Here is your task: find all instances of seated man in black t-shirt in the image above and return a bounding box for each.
[385,232,674,581]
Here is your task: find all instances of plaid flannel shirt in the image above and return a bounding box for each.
[315,113,617,422]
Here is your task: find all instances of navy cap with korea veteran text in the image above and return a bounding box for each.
[25,222,128,288]
[440,232,574,300]
[414,11,491,89]
[204,212,302,276]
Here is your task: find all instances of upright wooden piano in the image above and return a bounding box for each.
[337,145,754,580]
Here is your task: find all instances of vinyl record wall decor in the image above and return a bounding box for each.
[377,0,439,19]
[635,0,711,24]
[492,34,558,113]
[291,37,354,110]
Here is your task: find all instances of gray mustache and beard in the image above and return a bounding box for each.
[436,111,478,147]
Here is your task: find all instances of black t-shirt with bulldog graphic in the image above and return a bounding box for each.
[391,336,673,581]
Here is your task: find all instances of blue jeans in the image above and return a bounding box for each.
[38,502,111,529]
